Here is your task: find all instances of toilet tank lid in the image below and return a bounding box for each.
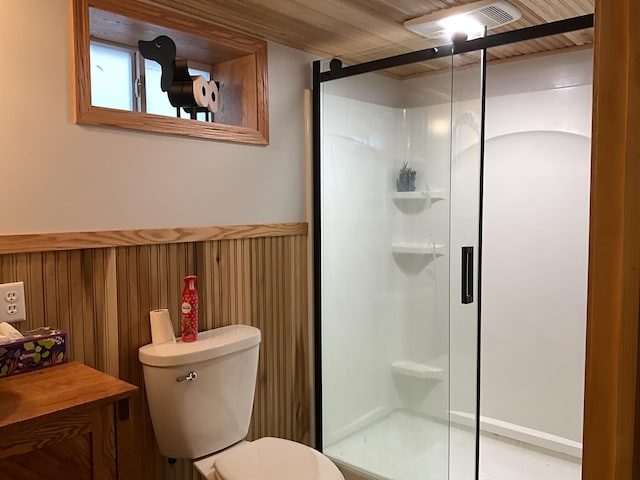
[138,325,261,367]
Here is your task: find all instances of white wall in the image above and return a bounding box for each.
[480,67,592,444]
[0,0,317,234]
[320,73,452,447]
[320,92,400,443]
[481,130,590,443]
[450,50,592,445]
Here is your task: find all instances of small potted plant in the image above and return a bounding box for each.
[396,161,417,192]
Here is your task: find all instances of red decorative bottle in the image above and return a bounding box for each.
[180,275,199,342]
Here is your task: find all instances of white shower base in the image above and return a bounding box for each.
[324,410,581,480]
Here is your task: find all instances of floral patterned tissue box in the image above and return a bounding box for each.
[0,327,67,377]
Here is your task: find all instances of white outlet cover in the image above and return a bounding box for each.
[0,281,26,324]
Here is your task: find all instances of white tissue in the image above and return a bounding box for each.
[207,80,219,113]
[0,322,24,340]
[192,75,210,109]
[0,334,8,344]
[149,309,176,345]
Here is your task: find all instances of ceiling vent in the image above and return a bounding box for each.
[404,0,522,40]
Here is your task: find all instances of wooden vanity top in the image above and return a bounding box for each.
[0,361,137,430]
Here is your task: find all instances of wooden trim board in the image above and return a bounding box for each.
[0,222,307,255]
[583,1,640,479]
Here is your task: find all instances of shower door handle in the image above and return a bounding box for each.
[461,246,474,304]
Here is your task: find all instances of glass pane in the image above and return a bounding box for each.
[319,62,457,479]
[90,42,134,111]
[478,41,592,480]
[449,50,483,480]
[145,60,211,120]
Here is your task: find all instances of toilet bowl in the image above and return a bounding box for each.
[139,325,343,480]
[193,437,343,480]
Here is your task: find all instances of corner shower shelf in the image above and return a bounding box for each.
[392,361,444,380]
[391,242,445,256]
[391,189,445,203]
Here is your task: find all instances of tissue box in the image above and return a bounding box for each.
[0,327,68,378]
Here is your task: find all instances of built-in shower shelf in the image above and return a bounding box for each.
[391,243,445,255]
[391,189,446,203]
[392,191,426,200]
[392,361,444,380]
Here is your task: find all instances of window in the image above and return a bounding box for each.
[90,42,136,111]
[90,40,212,120]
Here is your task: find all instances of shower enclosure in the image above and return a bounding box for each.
[313,15,594,480]
[315,50,483,480]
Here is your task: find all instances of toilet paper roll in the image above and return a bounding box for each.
[0,321,24,340]
[192,75,210,109]
[207,80,219,113]
[149,309,176,345]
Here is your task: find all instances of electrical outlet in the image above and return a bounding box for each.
[0,281,26,324]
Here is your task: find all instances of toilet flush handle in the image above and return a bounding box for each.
[176,371,198,383]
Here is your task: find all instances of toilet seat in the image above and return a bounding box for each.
[213,437,344,480]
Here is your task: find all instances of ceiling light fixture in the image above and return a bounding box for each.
[404,0,522,42]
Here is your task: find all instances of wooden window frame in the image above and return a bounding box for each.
[71,0,269,145]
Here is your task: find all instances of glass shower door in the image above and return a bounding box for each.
[317,49,483,480]
[448,50,484,480]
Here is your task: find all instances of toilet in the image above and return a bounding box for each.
[138,325,344,480]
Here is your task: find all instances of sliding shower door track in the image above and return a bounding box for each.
[318,14,594,82]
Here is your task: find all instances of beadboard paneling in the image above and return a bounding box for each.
[0,225,308,480]
[194,236,309,443]
[115,242,197,479]
[0,249,114,371]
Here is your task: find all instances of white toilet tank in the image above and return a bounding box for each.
[139,325,261,459]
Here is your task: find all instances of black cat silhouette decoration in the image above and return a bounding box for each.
[138,35,219,118]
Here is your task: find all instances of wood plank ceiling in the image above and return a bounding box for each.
[143,0,594,78]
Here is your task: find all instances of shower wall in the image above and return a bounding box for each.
[321,90,401,445]
[321,73,453,446]
[480,50,592,450]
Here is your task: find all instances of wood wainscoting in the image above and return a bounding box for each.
[0,223,309,480]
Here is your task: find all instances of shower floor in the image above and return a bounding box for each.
[324,410,581,480]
